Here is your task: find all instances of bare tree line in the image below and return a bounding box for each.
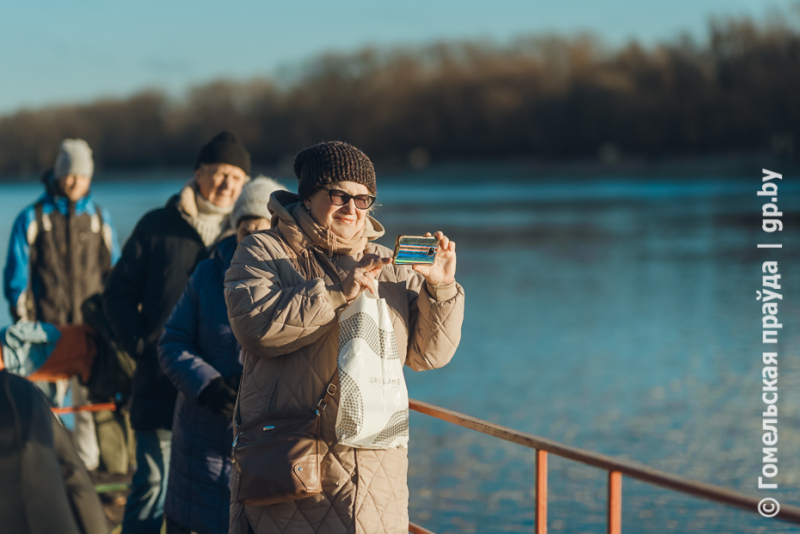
[0,12,798,176]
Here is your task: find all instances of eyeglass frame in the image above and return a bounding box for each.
[323,187,376,210]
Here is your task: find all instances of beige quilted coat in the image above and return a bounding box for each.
[224,191,465,534]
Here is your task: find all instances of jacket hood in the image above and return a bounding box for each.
[40,168,95,211]
[267,190,385,254]
[37,190,95,216]
[41,169,59,197]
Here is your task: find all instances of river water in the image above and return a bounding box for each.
[0,170,798,533]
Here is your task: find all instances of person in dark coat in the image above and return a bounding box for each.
[102,132,251,534]
[0,368,109,534]
[158,177,286,534]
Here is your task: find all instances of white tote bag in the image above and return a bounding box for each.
[335,280,409,449]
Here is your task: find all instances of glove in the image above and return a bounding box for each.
[197,376,237,419]
[223,373,241,393]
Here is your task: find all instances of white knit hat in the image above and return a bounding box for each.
[232,176,287,229]
[54,139,94,179]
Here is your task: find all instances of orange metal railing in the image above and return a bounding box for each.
[52,402,117,415]
[406,398,800,533]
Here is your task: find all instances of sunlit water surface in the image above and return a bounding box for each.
[1,172,798,533]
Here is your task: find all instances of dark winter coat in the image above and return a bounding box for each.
[158,235,243,534]
[0,369,109,534]
[103,194,215,431]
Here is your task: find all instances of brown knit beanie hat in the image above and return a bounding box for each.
[293,141,376,201]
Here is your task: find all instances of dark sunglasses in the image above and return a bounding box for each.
[326,188,376,210]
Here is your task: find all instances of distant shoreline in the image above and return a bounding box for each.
[1,152,796,183]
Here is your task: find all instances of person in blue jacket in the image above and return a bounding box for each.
[2,138,120,474]
[158,177,286,534]
[3,139,120,324]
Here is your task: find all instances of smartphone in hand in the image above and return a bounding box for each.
[392,235,439,265]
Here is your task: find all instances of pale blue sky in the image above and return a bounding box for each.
[0,0,789,113]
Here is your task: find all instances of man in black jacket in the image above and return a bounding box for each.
[103,131,250,534]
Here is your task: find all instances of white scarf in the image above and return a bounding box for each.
[178,180,233,246]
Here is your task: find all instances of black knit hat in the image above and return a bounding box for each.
[293,141,376,200]
[195,131,251,176]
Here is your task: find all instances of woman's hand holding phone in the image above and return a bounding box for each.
[412,231,457,286]
[340,231,456,302]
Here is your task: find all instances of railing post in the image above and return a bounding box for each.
[536,449,547,534]
[608,470,622,534]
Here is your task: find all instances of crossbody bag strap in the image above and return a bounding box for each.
[316,368,339,415]
[233,351,246,431]
[236,228,341,425]
[234,358,338,430]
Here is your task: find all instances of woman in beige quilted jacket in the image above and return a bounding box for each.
[224,141,465,534]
